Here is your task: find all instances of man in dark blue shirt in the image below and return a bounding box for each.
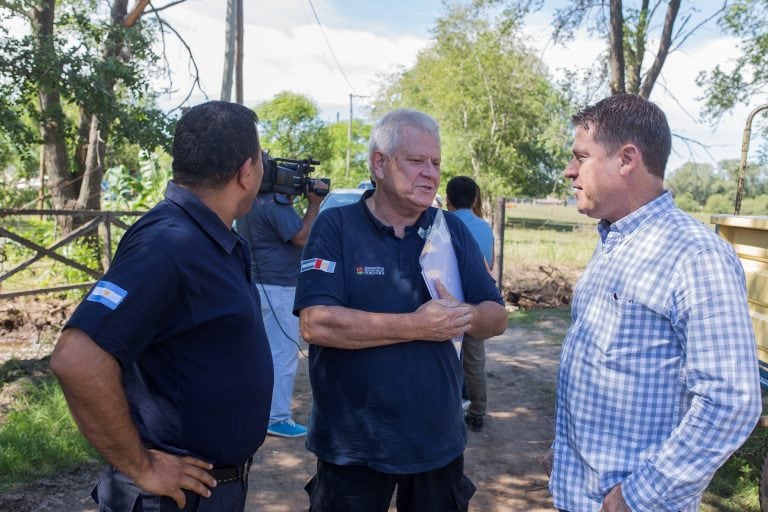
[295,109,508,511]
[50,101,273,512]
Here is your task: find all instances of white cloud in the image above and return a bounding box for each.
[159,3,429,118]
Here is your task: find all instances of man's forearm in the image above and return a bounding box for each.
[300,306,420,349]
[50,328,149,480]
[466,301,507,339]
[300,299,473,349]
[292,202,321,247]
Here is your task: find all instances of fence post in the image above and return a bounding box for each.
[100,212,112,270]
[493,197,505,292]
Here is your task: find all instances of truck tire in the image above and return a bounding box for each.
[760,451,768,511]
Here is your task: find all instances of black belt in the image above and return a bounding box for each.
[208,458,252,484]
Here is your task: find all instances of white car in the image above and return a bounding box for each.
[319,188,366,212]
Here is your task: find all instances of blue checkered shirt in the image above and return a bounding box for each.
[550,192,761,512]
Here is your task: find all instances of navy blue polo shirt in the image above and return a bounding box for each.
[294,192,503,473]
[66,181,273,467]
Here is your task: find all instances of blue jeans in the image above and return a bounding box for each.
[258,283,300,424]
[91,466,248,511]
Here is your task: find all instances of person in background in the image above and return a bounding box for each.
[50,101,273,512]
[446,176,494,433]
[236,176,326,438]
[295,109,508,511]
[546,94,761,512]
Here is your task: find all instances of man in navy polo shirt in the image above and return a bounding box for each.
[295,109,508,511]
[50,101,273,512]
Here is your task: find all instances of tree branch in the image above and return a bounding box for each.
[609,0,625,94]
[639,0,680,98]
[154,15,207,110]
[670,1,728,53]
[148,0,189,15]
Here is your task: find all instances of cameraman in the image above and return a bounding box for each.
[236,178,327,438]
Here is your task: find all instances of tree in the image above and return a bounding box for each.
[492,1,727,99]
[665,161,720,206]
[0,0,176,222]
[325,119,371,189]
[255,92,332,162]
[697,0,768,118]
[372,4,571,198]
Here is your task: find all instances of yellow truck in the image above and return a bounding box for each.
[711,103,768,510]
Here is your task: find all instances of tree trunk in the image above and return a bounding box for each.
[31,0,77,217]
[625,0,650,94]
[221,0,237,101]
[639,0,681,98]
[609,0,626,95]
[74,0,130,213]
[77,114,106,210]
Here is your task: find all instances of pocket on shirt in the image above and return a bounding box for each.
[591,292,651,357]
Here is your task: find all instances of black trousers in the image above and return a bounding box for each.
[305,455,475,512]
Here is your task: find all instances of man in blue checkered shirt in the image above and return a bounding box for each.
[545,94,761,512]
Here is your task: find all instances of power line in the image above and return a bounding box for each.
[306,0,357,95]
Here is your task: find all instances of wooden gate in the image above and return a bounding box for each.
[0,209,144,299]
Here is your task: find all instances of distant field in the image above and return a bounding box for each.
[499,203,596,287]
[505,201,591,225]
[498,202,718,287]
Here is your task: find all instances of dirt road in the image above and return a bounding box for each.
[0,302,567,512]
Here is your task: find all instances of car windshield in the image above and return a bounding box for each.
[319,190,365,212]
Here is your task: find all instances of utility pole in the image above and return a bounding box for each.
[346,94,369,176]
[235,0,243,104]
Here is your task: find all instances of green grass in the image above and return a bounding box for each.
[702,426,768,512]
[0,375,98,490]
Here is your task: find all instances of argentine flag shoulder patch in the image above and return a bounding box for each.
[301,258,336,273]
[87,280,128,310]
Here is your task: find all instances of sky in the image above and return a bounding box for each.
[157,0,760,174]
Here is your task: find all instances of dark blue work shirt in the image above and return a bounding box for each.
[294,193,503,473]
[235,192,303,286]
[66,181,273,467]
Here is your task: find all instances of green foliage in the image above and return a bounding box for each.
[255,92,332,162]
[704,193,735,214]
[0,0,175,208]
[698,0,768,118]
[741,195,768,214]
[323,120,372,189]
[702,425,767,512]
[673,191,700,212]
[102,150,171,210]
[0,375,98,488]
[373,4,572,199]
[666,162,720,205]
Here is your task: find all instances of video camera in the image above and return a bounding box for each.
[259,151,330,197]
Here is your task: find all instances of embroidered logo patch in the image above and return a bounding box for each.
[86,280,128,310]
[355,265,385,276]
[301,258,337,273]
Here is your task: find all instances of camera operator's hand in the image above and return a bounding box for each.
[307,179,329,207]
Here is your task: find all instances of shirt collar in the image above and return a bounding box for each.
[164,181,240,254]
[357,190,435,236]
[597,190,674,243]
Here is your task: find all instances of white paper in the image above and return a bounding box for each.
[419,208,464,357]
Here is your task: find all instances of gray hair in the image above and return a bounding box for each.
[368,109,440,176]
